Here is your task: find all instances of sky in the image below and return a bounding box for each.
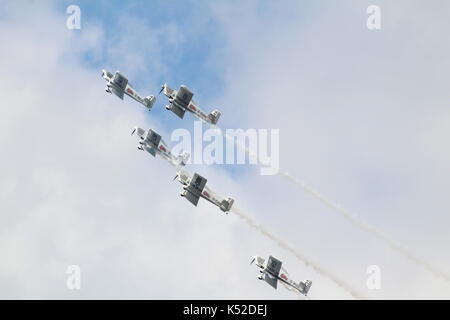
[0,0,450,299]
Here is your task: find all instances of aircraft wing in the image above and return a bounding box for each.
[266,256,282,278]
[111,72,128,99]
[113,72,128,89]
[111,86,124,99]
[144,145,157,157]
[169,85,193,119]
[263,256,283,290]
[170,104,186,119]
[145,129,161,148]
[183,173,207,206]
[175,86,194,108]
[189,173,207,193]
[184,190,200,206]
[264,273,279,289]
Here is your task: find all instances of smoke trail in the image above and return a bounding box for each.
[213,126,450,282]
[211,126,260,162]
[231,206,367,300]
[278,170,450,282]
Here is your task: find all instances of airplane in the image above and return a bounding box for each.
[131,127,190,167]
[161,84,222,125]
[174,168,234,213]
[250,255,312,296]
[102,69,156,109]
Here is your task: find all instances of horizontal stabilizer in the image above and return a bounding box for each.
[220,198,234,213]
[144,95,156,109]
[177,152,190,166]
[208,110,221,125]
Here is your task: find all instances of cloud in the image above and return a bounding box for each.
[208,0,450,298]
[1,0,450,299]
[0,2,269,299]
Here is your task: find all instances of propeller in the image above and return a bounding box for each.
[173,173,179,181]
[131,127,137,135]
[158,84,165,96]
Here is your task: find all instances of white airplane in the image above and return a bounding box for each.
[174,168,234,213]
[102,69,156,109]
[131,127,190,167]
[161,84,221,125]
[251,255,312,296]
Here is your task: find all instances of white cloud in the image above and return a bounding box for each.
[0,2,267,299]
[1,0,450,299]
[208,0,450,298]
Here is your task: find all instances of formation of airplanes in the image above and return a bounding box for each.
[101,69,312,296]
[102,69,220,125]
[102,69,232,212]
[130,125,233,212]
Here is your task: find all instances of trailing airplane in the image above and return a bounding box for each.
[251,255,312,296]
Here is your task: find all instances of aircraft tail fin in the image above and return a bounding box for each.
[144,95,156,109]
[208,109,221,125]
[176,151,190,166]
[220,197,234,213]
[298,280,312,296]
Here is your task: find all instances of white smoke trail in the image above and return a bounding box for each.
[212,126,450,282]
[212,126,260,163]
[278,171,450,282]
[231,206,367,300]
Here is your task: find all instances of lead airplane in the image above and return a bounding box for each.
[251,255,312,296]
[174,168,234,213]
[161,84,222,125]
[102,69,156,109]
[131,127,190,167]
